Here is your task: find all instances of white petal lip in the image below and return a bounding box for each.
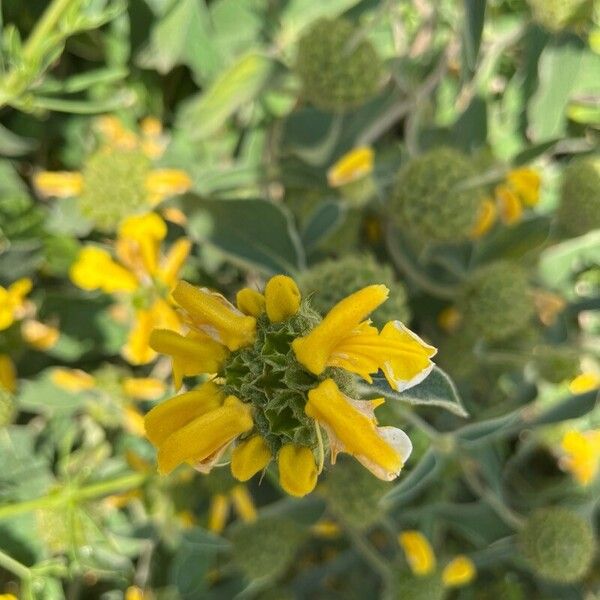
[354,426,413,481]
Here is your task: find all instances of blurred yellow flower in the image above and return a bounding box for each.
[51,368,96,392]
[0,354,17,393]
[327,146,374,187]
[207,484,257,534]
[0,278,32,330]
[70,212,191,365]
[21,319,60,351]
[560,429,600,486]
[569,372,600,395]
[442,555,477,587]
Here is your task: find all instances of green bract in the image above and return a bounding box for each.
[390,148,484,242]
[394,570,445,600]
[526,0,595,31]
[295,18,383,112]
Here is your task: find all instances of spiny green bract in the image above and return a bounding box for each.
[229,517,306,580]
[300,254,411,327]
[526,0,595,31]
[557,156,600,237]
[460,261,533,342]
[79,148,151,232]
[390,148,484,242]
[321,458,390,528]
[295,18,383,112]
[518,507,596,583]
[393,570,445,600]
[221,302,356,455]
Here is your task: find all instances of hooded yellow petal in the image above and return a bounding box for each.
[0,354,17,393]
[278,444,318,497]
[507,167,540,207]
[471,198,497,239]
[33,171,84,198]
[172,281,256,351]
[118,213,167,276]
[292,284,389,375]
[264,275,301,323]
[122,310,157,365]
[208,493,230,533]
[230,485,257,522]
[236,288,266,317]
[158,238,192,288]
[144,381,224,446]
[306,379,406,479]
[398,531,436,576]
[123,377,166,400]
[70,247,139,293]
[145,169,192,204]
[231,435,272,481]
[50,368,95,392]
[442,555,476,587]
[496,184,523,225]
[157,395,252,475]
[327,147,374,187]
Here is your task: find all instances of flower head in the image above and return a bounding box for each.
[559,429,600,486]
[146,275,436,496]
[0,278,32,330]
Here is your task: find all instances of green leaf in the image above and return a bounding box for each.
[17,371,87,415]
[463,0,486,73]
[187,198,305,274]
[359,367,468,417]
[0,124,36,156]
[301,201,344,252]
[177,52,274,141]
[513,139,561,165]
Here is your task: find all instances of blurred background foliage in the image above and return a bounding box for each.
[0,0,599,598]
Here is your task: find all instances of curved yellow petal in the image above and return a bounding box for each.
[8,278,32,302]
[122,310,157,365]
[208,493,230,533]
[70,247,139,293]
[292,284,388,375]
[506,167,540,207]
[159,238,192,288]
[236,288,266,317]
[145,169,192,204]
[496,184,523,225]
[157,395,252,475]
[50,368,95,392]
[231,435,272,481]
[33,171,84,198]
[118,213,167,276]
[0,354,17,393]
[265,275,301,323]
[471,198,497,239]
[122,377,166,400]
[442,555,476,587]
[398,531,436,576]
[21,320,59,350]
[172,281,256,351]
[230,485,257,522]
[327,147,374,188]
[278,444,317,497]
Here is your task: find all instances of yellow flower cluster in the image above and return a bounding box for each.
[472,167,541,238]
[399,530,476,587]
[145,275,436,497]
[69,212,191,365]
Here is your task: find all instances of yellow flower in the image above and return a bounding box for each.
[327,146,374,188]
[0,354,17,393]
[70,213,190,365]
[34,115,190,210]
[399,531,476,588]
[125,586,150,600]
[146,275,435,495]
[51,368,96,392]
[0,594,19,600]
[21,319,59,350]
[437,306,462,334]
[569,372,600,395]
[0,278,32,331]
[496,184,523,225]
[560,429,600,486]
[506,167,541,207]
[207,484,257,533]
[471,198,497,238]
[122,377,166,401]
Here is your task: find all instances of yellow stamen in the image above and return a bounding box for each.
[231,435,272,481]
[507,167,540,206]
[70,247,139,293]
[278,444,318,497]
[0,354,17,393]
[208,493,230,533]
[50,368,95,392]
[264,275,301,323]
[327,147,374,188]
[471,198,497,238]
[33,171,84,198]
[442,555,476,587]
[398,531,436,576]
[236,288,266,317]
[496,184,523,225]
[21,320,59,350]
[172,281,256,351]
[230,485,257,522]
[122,377,166,400]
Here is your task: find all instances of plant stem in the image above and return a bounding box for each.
[0,548,31,580]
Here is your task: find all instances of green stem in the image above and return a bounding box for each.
[0,472,147,522]
[0,548,31,580]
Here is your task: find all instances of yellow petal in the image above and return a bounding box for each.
[21,320,59,350]
[560,429,600,486]
[156,395,253,475]
[230,484,257,522]
[231,435,272,481]
[162,206,188,225]
[569,372,600,395]
[50,368,95,392]
[158,238,192,288]
[379,321,437,391]
[149,328,228,388]
[292,284,389,376]
[124,586,146,600]
[172,281,256,351]
[327,147,374,187]
[265,275,301,323]
[507,167,540,207]
[278,444,317,497]
[144,381,224,446]
[471,198,497,238]
[496,184,523,225]
[124,406,147,436]
[208,493,230,533]
[8,278,32,302]
[236,288,266,317]
[33,171,84,198]
[140,116,163,137]
[0,354,17,393]
[70,247,139,293]
[442,555,476,587]
[306,379,410,480]
[122,310,157,365]
[122,377,166,400]
[398,531,436,576]
[145,169,192,204]
[119,213,167,276]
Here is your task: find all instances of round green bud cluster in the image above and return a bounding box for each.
[518,507,596,583]
[394,570,445,600]
[390,148,484,242]
[526,0,594,32]
[557,156,600,237]
[222,304,356,455]
[435,334,477,380]
[295,18,383,112]
[0,390,15,427]
[79,149,151,232]
[229,516,306,580]
[321,458,389,528]
[533,346,580,384]
[460,261,533,342]
[300,254,410,328]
